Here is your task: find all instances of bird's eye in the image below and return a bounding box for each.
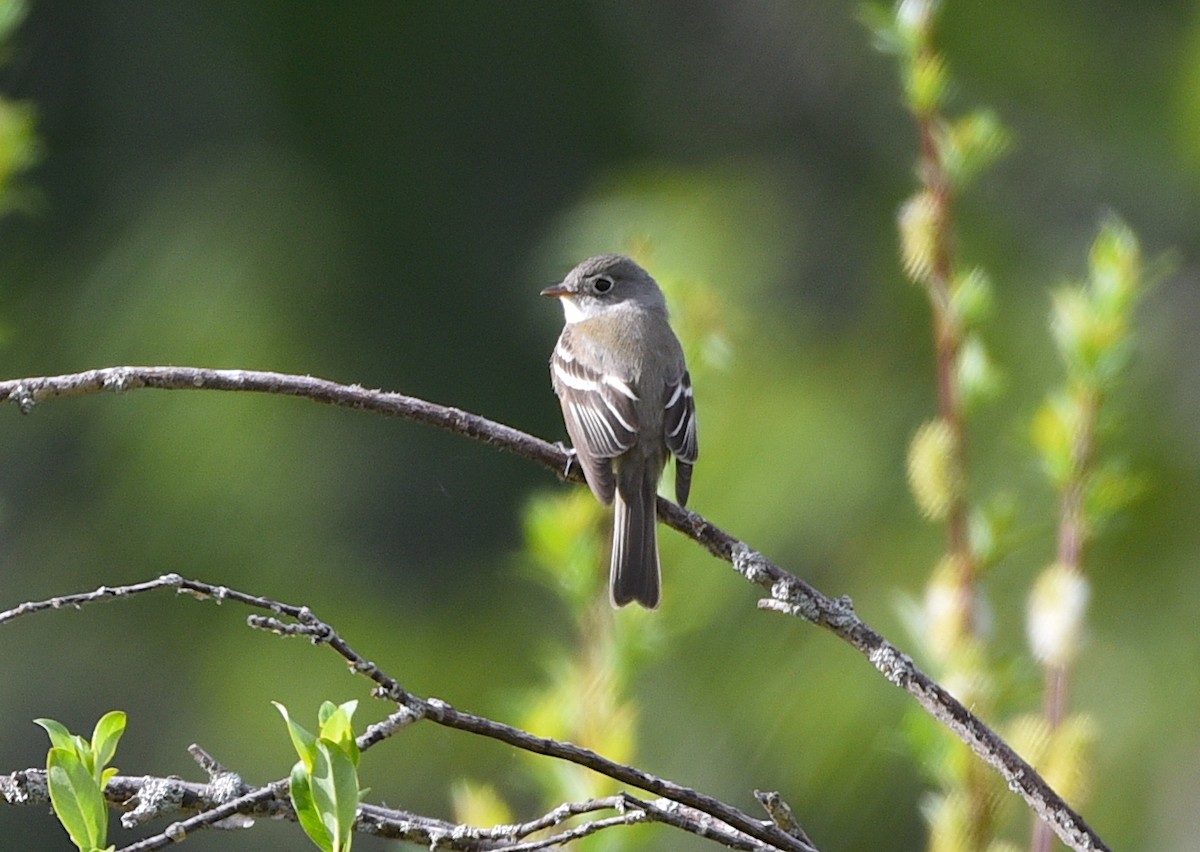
[593,275,614,293]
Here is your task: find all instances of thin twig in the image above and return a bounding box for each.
[470,795,629,841]
[2,766,780,852]
[491,812,642,852]
[3,574,814,852]
[631,795,785,852]
[0,366,1109,851]
[1,768,505,852]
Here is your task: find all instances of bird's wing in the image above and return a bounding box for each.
[550,334,638,505]
[663,369,698,506]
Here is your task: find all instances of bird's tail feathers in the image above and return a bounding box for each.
[610,478,661,609]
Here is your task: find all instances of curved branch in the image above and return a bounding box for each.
[2,573,816,852]
[0,366,1109,851]
[3,574,815,852]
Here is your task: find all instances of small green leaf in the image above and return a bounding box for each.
[316,701,338,728]
[1031,394,1076,486]
[282,701,361,851]
[1088,216,1140,315]
[318,701,360,767]
[310,741,359,852]
[940,109,1011,190]
[1049,218,1145,391]
[898,190,940,284]
[955,334,1002,410]
[46,746,107,851]
[950,267,993,328]
[290,760,333,852]
[905,52,948,116]
[35,714,124,851]
[90,711,126,778]
[275,702,320,772]
[907,418,960,521]
[35,719,96,785]
[34,718,77,753]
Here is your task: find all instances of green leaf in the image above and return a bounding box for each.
[950,267,994,328]
[317,701,338,728]
[46,746,107,851]
[318,701,360,767]
[1088,216,1140,315]
[90,711,126,779]
[309,741,359,852]
[35,719,96,779]
[281,701,361,851]
[290,760,333,852]
[898,190,939,284]
[906,52,947,116]
[34,718,77,753]
[275,701,320,772]
[955,334,1002,411]
[1031,394,1076,486]
[940,109,1011,190]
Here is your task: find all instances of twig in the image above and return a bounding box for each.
[0,366,1109,851]
[0,366,561,466]
[1,766,784,852]
[632,795,789,852]
[1,768,505,852]
[3,574,815,851]
[490,812,641,852]
[469,795,629,841]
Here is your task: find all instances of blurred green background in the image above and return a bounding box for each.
[1,1,1198,849]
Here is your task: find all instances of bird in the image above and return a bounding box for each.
[541,254,698,608]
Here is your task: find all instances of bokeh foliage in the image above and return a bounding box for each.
[1,2,1198,849]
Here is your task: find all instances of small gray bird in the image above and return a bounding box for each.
[541,255,698,608]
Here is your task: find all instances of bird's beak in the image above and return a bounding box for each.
[540,283,570,298]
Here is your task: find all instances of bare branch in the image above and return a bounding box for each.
[1,765,789,852]
[488,812,642,852]
[2,574,815,851]
[0,366,1109,851]
[631,795,796,852]
[1,768,505,851]
[0,366,561,467]
[469,795,629,841]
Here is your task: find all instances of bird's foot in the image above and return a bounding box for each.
[554,443,579,477]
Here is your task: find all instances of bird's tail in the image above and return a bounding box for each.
[610,470,660,609]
